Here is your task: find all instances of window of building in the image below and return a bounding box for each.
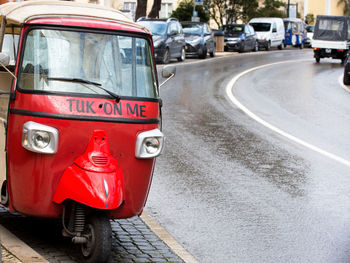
[160,3,173,19]
[124,2,136,20]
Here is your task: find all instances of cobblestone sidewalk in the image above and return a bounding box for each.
[0,207,183,263]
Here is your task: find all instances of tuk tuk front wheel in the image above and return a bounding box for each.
[81,214,112,263]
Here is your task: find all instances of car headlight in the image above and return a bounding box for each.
[135,129,164,158]
[226,38,240,42]
[188,39,201,46]
[22,121,59,154]
[153,40,164,48]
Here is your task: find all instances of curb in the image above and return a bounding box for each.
[0,225,48,262]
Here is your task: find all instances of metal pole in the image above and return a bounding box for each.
[193,0,196,17]
[287,0,290,17]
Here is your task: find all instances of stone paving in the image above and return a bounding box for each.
[0,207,183,263]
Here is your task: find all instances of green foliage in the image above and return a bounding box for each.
[305,13,314,25]
[171,0,210,22]
[204,0,259,28]
[256,0,286,18]
[338,0,350,15]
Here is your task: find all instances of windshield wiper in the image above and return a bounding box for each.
[47,77,121,103]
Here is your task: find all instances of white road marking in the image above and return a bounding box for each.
[225,59,350,167]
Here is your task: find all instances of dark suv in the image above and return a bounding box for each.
[137,17,186,64]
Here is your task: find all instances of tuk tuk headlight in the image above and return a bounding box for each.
[135,129,164,158]
[22,121,58,154]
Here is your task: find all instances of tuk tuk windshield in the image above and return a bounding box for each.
[17,28,158,99]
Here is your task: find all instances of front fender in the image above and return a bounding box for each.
[53,164,124,210]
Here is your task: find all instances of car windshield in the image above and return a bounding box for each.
[306,25,314,33]
[17,28,158,99]
[221,25,244,36]
[250,23,271,32]
[137,21,167,35]
[182,24,202,35]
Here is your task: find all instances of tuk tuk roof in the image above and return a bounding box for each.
[313,15,350,41]
[0,1,141,30]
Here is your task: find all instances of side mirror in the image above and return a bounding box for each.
[0,53,10,67]
[160,65,176,88]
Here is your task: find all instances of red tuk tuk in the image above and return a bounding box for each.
[0,1,175,262]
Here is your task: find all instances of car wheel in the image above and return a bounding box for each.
[344,71,350,85]
[177,47,186,62]
[209,45,215,57]
[162,48,170,64]
[265,41,271,51]
[278,41,284,50]
[199,46,207,59]
[238,42,244,53]
[224,46,228,52]
[299,42,304,49]
[252,41,258,52]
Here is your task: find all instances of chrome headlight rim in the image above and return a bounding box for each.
[135,129,164,159]
[22,121,59,154]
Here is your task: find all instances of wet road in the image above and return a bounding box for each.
[146,50,350,263]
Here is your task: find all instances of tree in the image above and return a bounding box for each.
[256,0,286,18]
[171,0,210,22]
[305,13,314,25]
[204,0,258,28]
[135,0,162,21]
[148,0,162,18]
[135,0,147,21]
[338,0,350,15]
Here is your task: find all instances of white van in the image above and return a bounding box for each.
[249,17,285,50]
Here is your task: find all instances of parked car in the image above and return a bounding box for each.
[283,18,307,48]
[249,17,285,50]
[180,21,215,59]
[305,25,314,47]
[137,17,186,64]
[343,56,350,84]
[221,24,258,52]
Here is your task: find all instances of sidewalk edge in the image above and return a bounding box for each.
[140,211,198,263]
[0,224,48,263]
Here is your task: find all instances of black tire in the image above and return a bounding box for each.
[177,47,186,62]
[252,41,258,52]
[238,42,245,53]
[315,57,320,63]
[224,46,228,52]
[278,41,284,50]
[299,42,304,49]
[162,48,170,64]
[265,41,270,51]
[199,46,207,59]
[344,72,350,85]
[81,214,112,263]
[209,45,215,57]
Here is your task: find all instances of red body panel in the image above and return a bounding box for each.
[53,130,125,210]
[5,18,159,218]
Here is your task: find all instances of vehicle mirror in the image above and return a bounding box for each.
[0,53,10,67]
[162,65,176,78]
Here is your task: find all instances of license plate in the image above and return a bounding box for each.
[326,48,332,53]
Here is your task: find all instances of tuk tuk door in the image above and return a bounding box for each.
[0,34,18,205]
